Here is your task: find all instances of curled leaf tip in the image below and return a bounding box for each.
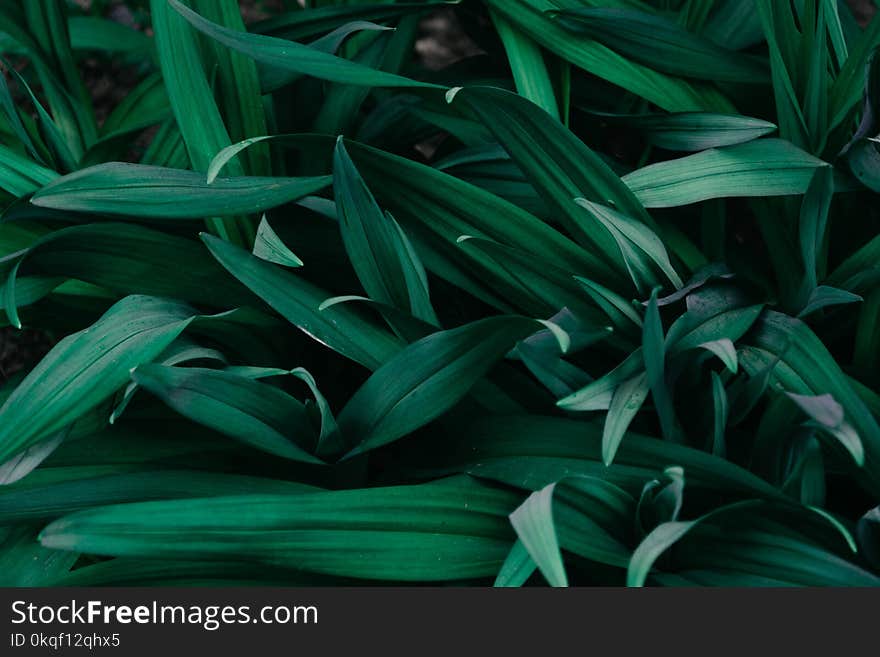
[318,295,370,312]
[445,87,463,104]
[537,319,571,354]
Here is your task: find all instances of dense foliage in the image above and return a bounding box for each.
[1,0,879,586]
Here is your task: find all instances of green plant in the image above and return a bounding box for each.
[0,0,879,587]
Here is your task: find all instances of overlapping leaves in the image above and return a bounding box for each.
[0,0,878,588]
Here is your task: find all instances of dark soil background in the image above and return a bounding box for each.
[0,0,876,385]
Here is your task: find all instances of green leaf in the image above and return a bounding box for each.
[48,558,340,587]
[110,337,227,424]
[30,163,331,218]
[699,338,738,374]
[252,215,303,267]
[628,500,756,586]
[755,0,810,149]
[508,474,636,579]
[515,310,603,398]
[643,289,678,442]
[745,311,880,497]
[84,75,171,166]
[340,316,545,455]
[0,274,64,329]
[0,525,77,586]
[829,13,880,131]
[207,135,275,185]
[828,232,880,295]
[581,111,777,152]
[573,276,642,337]
[553,476,636,568]
[318,294,436,345]
[401,414,785,500]
[710,371,728,456]
[550,7,769,84]
[2,0,874,590]
[253,3,445,41]
[667,304,764,355]
[131,364,322,464]
[637,465,684,531]
[202,233,402,370]
[1,222,254,311]
[2,259,27,329]
[574,199,682,292]
[455,235,605,321]
[256,20,396,94]
[622,140,828,208]
[333,138,437,324]
[848,138,880,193]
[39,476,521,582]
[0,432,65,486]
[491,9,559,119]
[558,349,645,412]
[786,392,865,467]
[208,134,610,308]
[0,57,80,171]
[0,469,315,522]
[289,367,343,460]
[493,539,536,587]
[0,61,48,167]
[784,435,825,506]
[98,74,168,139]
[517,342,590,399]
[0,145,58,197]
[602,372,650,466]
[484,0,734,112]
[509,481,567,587]
[168,0,440,90]
[448,86,649,289]
[68,16,153,55]
[632,501,876,586]
[0,296,197,463]
[140,118,188,168]
[24,0,96,147]
[858,506,880,571]
[150,0,251,244]
[193,0,269,177]
[799,0,830,153]
[798,286,862,318]
[798,165,834,296]
[629,520,699,586]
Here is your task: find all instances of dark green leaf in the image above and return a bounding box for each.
[551,7,769,84]
[31,163,331,218]
[340,316,547,455]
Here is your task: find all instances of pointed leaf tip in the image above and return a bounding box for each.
[446,87,463,104]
